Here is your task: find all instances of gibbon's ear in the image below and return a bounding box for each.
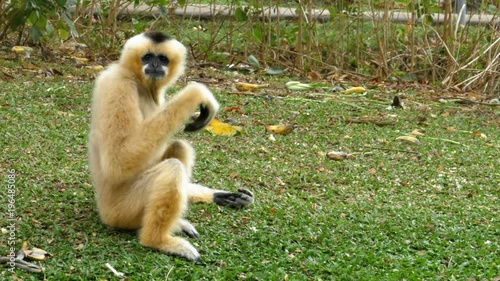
[184,105,212,132]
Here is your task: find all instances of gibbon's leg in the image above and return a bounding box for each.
[135,158,201,261]
[162,140,195,178]
[163,140,255,208]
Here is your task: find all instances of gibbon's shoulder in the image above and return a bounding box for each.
[93,64,138,101]
[96,63,130,81]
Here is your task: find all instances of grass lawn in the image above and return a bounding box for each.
[0,57,499,280]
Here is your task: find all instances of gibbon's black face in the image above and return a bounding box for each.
[142,52,170,79]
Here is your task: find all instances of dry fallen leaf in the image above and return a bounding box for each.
[72,56,89,65]
[224,106,242,112]
[396,136,421,145]
[205,119,243,136]
[266,124,294,135]
[236,82,268,92]
[326,151,349,161]
[472,131,487,139]
[410,129,425,136]
[24,247,50,261]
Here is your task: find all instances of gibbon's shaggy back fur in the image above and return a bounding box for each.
[88,32,254,261]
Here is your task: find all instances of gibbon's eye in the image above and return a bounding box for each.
[158,55,170,66]
[141,53,154,64]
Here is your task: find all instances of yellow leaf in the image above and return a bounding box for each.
[236,82,268,92]
[206,119,243,136]
[266,124,294,135]
[12,46,34,57]
[341,86,366,95]
[72,56,89,65]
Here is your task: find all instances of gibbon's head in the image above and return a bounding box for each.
[120,31,187,89]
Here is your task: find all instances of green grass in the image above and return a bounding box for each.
[0,59,499,280]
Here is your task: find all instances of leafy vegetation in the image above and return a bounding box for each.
[1,0,499,92]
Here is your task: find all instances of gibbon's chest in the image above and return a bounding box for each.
[137,90,165,119]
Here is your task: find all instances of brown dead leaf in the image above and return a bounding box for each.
[472,131,487,139]
[466,92,483,101]
[24,64,39,70]
[307,70,321,81]
[224,106,242,112]
[326,151,348,161]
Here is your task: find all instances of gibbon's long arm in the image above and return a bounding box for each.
[186,183,254,208]
[140,83,218,139]
[97,81,218,180]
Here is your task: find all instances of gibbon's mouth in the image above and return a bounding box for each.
[145,69,166,79]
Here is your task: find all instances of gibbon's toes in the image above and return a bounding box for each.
[175,219,199,238]
[213,189,254,208]
[165,238,201,262]
[181,224,199,239]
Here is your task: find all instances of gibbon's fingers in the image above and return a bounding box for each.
[213,188,254,208]
[183,82,219,132]
[184,104,210,132]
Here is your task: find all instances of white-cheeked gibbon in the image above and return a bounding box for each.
[88,31,254,261]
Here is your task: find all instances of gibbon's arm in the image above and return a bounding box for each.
[97,81,218,180]
[139,82,218,142]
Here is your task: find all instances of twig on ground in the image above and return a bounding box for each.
[105,263,125,277]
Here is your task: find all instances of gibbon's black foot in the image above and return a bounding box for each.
[185,105,211,132]
[213,189,254,208]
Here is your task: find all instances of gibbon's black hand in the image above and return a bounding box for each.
[213,189,254,208]
[185,105,211,132]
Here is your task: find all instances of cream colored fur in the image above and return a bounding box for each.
[88,32,224,261]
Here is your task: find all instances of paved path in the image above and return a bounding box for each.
[120,3,499,26]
